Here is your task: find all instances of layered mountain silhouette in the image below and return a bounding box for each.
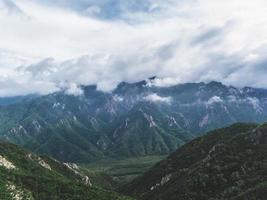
[1,80,267,162]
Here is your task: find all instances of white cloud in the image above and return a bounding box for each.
[63,83,83,96]
[147,77,181,87]
[113,95,124,102]
[144,93,172,104]
[207,96,223,105]
[1,0,267,96]
[84,6,101,16]
[0,0,25,16]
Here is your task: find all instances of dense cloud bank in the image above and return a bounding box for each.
[0,0,267,96]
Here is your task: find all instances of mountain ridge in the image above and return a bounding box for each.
[121,122,267,200]
[1,80,267,163]
[0,139,132,200]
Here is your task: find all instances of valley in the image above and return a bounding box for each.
[83,155,165,185]
[1,80,267,199]
[1,122,266,199]
[1,80,267,164]
[122,123,267,200]
[0,140,133,200]
[1,0,267,199]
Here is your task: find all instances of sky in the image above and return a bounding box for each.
[1,0,267,96]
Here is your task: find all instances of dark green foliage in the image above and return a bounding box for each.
[84,156,165,186]
[1,81,267,163]
[0,140,133,200]
[122,123,267,200]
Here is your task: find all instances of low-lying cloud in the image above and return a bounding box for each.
[0,0,267,96]
[144,93,172,104]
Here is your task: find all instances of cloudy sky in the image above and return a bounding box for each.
[0,0,267,96]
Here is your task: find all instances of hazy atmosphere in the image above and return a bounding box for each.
[1,0,267,96]
[0,1,267,200]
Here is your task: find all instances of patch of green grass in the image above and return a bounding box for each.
[83,156,165,184]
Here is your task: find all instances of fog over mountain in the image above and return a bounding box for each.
[1,80,267,163]
[1,1,267,200]
[1,0,267,96]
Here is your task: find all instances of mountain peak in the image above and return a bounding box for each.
[207,81,225,87]
[148,76,157,80]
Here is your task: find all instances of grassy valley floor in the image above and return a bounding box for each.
[82,156,166,186]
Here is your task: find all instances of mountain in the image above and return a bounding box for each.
[0,140,132,200]
[121,123,267,200]
[1,80,267,162]
[0,95,36,106]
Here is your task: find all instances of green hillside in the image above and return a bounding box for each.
[1,81,267,163]
[0,140,133,200]
[122,123,267,200]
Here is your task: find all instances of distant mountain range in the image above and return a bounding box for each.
[1,79,267,162]
[122,123,267,200]
[0,140,132,200]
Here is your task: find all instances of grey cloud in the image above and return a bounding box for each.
[1,0,267,96]
[224,59,267,88]
[191,27,223,45]
[0,0,25,16]
[156,42,179,61]
[12,44,267,96]
[0,77,58,97]
[33,0,173,21]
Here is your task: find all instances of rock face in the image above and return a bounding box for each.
[0,155,16,170]
[0,140,132,200]
[122,123,267,200]
[1,80,267,162]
